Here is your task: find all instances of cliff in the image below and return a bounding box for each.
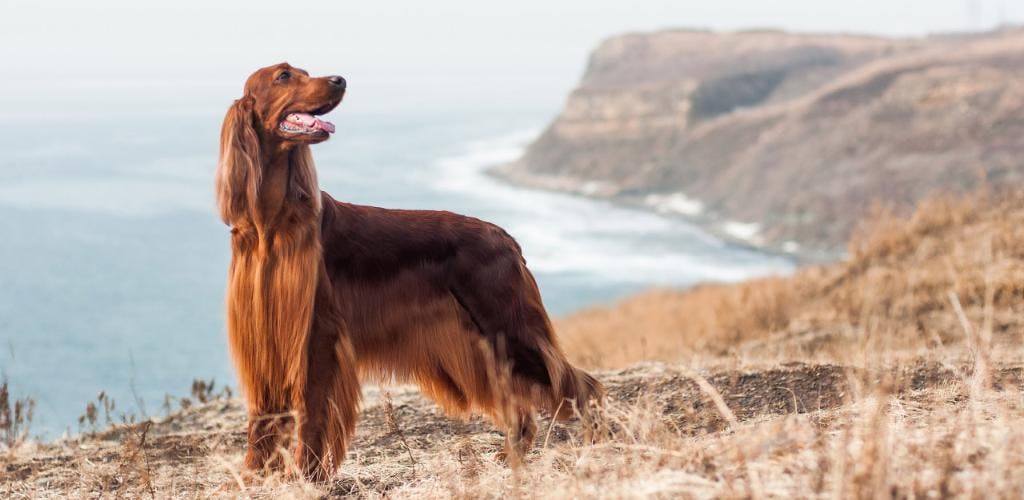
[497,28,1024,258]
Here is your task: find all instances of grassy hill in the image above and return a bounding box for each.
[3,190,1024,498]
[558,189,1024,369]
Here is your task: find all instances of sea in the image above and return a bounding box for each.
[0,92,793,438]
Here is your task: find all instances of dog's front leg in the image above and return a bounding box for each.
[243,397,294,473]
[292,272,361,481]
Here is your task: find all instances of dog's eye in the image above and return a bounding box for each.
[276,71,291,82]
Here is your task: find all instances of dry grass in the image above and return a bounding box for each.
[3,189,1024,498]
[4,360,1022,498]
[0,381,36,453]
[557,277,807,368]
[560,189,1024,369]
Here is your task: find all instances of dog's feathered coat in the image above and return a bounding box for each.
[216,63,601,480]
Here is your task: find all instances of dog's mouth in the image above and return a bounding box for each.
[279,112,335,135]
[278,102,339,136]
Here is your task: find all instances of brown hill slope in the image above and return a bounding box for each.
[4,361,1024,498]
[497,28,1024,257]
[558,189,1024,369]
[4,190,1024,498]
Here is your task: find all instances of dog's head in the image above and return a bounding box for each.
[226,62,345,147]
[216,63,342,224]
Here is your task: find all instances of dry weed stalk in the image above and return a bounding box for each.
[383,391,417,467]
[114,421,155,499]
[0,380,35,452]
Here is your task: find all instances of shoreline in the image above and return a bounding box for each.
[487,165,841,266]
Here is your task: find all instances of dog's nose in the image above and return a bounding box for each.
[327,76,346,90]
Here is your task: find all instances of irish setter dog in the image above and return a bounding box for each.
[215,63,601,480]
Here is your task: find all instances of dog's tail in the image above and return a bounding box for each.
[539,342,604,420]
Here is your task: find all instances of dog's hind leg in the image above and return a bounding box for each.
[496,407,537,465]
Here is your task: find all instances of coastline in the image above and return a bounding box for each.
[487,164,841,266]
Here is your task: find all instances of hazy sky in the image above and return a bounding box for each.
[2,0,1021,114]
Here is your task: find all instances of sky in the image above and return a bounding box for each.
[1,0,1021,115]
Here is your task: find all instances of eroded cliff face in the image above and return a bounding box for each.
[498,29,1024,258]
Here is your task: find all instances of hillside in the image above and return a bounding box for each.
[4,361,1023,498]
[496,28,1024,258]
[558,189,1024,369]
[4,190,1024,498]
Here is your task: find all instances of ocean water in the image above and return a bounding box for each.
[0,102,793,438]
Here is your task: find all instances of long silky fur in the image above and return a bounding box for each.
[216,98,356,477]
[215,64,601,481]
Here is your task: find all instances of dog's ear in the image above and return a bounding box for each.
[215,95,261,225]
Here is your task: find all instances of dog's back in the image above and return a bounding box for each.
[319,193,602,442]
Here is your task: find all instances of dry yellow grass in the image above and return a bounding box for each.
[3,189,1024,498]
[559,189,1024,369]
[4,359,1022,498]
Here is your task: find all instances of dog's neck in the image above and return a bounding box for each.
[250,144,321,233]
[253,147,293,227]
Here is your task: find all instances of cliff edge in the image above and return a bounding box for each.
[496,28,1024,258]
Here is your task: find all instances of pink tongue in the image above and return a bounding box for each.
[286,113,335,133]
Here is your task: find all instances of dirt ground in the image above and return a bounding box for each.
[4,359,1021,498]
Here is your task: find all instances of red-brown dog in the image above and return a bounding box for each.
[215,63,601,480]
